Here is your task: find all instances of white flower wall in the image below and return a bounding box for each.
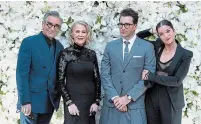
[0,1,200,124]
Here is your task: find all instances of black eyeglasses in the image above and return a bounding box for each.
[117,23,135,29]
[45,21,61,30]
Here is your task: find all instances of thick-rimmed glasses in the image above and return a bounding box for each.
[117,23,135,29]
[45,21,61,30]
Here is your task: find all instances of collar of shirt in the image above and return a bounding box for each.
[42,32,56,47]
[122,34,136,59]
[122,34,136,48]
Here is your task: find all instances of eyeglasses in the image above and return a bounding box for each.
[117,23,135,29]
[45,21,61,30]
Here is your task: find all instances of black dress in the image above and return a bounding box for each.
[57,43,101,124]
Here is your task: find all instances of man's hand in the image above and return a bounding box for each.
[21,104,31,116]
[113,96,120,105]
[114,95,131,110]
[113,97,127,112]
[119,106,128,112]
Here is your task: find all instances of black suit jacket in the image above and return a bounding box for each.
[137,29,193,111]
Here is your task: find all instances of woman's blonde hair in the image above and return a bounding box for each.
[68,21,92,45]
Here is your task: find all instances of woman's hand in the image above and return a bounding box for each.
[89,103,99,116]
[150,27,157,35]
[142,70,149,80]
[68,104,80,116]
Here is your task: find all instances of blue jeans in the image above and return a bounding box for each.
[20,112,53,124]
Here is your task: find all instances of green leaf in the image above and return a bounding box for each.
[176,33,188,42]
[187,102,193,108]
[41,4,52,14]
[176,2,188,13]
[145,35,157,41]
[192,90,199,96]
[166,2,172,8]
[183,108,188,117]
[66,17,74,25]
[96,15,102,24]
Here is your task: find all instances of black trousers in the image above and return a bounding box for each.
[145,85,182,124]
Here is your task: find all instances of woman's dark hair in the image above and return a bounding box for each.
[119,8,139,24]
[156,20,174,32]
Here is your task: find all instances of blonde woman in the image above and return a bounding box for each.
[57,21,101,124]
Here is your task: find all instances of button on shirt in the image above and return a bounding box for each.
[122,34,137,60]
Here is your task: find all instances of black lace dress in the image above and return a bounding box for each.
[57,43,101,124]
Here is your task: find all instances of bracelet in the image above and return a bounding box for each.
[94,99,100,106]
[65,100,73,106]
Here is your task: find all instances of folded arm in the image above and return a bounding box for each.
[148,51,193,87]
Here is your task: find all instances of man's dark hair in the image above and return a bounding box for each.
[119,8,139,24]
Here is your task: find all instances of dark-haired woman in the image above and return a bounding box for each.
[137,20,193,124]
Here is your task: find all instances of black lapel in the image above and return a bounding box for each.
[53,40,61,64]
[167,43,183,75]
[49,41,61,77]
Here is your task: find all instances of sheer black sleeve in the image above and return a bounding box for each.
[136,28,153,39]
[57,51,73,106]
[92,51,101,105]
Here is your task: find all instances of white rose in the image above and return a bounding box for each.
[101,20,106,26]
[111,28,120,38]
[8,32,19,41]
[92,23,101,30]
[61,23,68,32]
[100,27,107,33]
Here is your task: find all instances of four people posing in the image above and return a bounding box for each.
[16,8,193,124]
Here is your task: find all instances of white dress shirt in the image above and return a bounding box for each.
[122,34,137,60]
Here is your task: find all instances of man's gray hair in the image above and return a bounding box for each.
[43,11,63,23]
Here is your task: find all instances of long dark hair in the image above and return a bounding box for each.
[156,20,174,33]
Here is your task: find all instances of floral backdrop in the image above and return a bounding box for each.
[0,1,201,124]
